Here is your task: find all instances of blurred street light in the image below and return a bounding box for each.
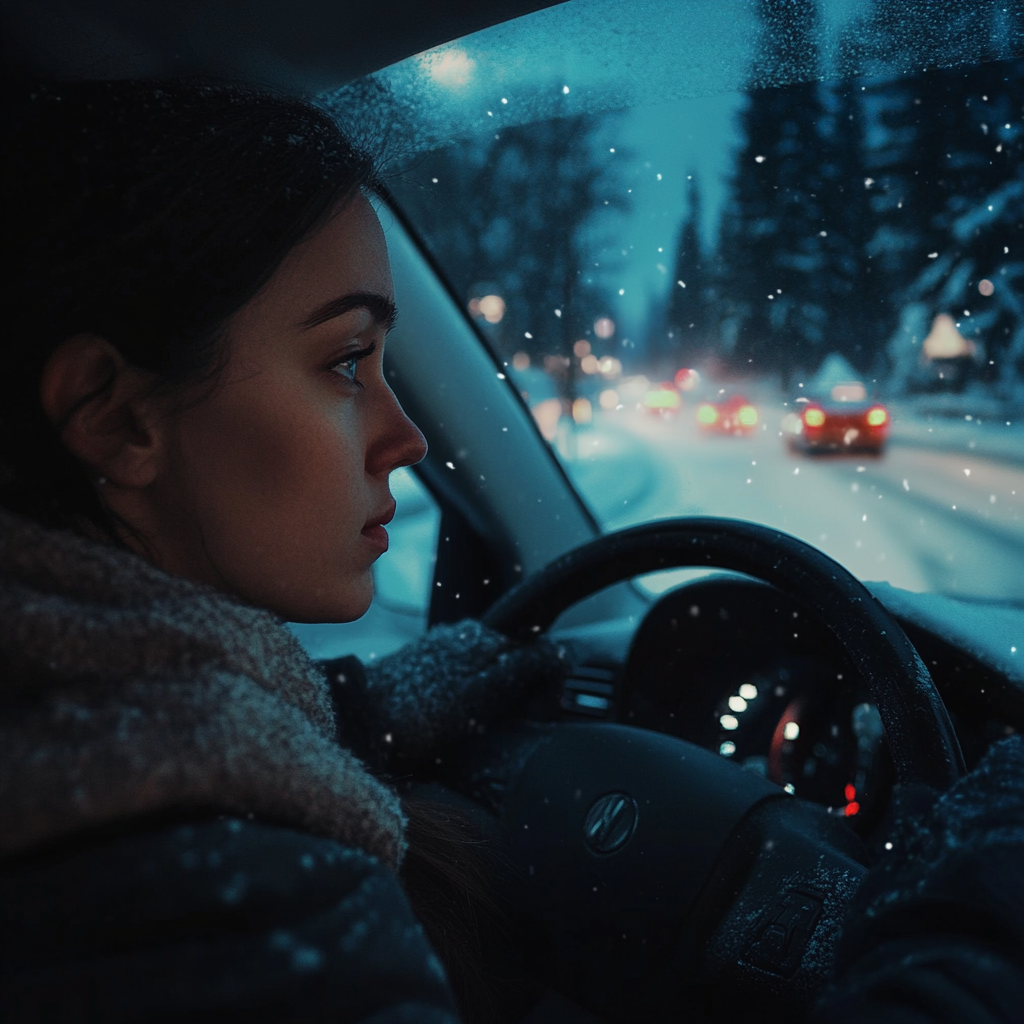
[572,397,593,424]
[420,47,475,88]
[477,294,506,323]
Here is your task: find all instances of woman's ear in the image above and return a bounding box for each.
[39,334,164,489]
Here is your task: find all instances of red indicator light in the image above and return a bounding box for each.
[844,783,857,802]
[844,802,860,817]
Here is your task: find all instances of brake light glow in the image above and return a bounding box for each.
[803,407,826,428]
[866,406,888,427]
[697,403,718,425]
[737,404,758,427]
[674,367,700,391]
[644,388,681,410]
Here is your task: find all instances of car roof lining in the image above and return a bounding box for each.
[0,0,565,92]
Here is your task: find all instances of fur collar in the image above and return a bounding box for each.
[0,510,404,868]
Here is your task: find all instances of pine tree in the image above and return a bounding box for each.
[389,114,624,383]
[869,58,1024,393]
[860,1,1024,394]
[815,81,878,375]
[664,175,713,370]
[715,77,835,381]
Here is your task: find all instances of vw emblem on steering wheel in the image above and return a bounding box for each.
[584,792,639,855]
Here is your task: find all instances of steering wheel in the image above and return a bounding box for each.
[466,518,965,1021]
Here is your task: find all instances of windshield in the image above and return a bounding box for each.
[329,0,1024,602]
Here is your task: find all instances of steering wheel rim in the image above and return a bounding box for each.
[483,516,965,791]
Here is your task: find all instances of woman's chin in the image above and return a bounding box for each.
[275,572,375,625]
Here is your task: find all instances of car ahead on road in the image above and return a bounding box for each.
[9,2,1024,1023]
[642,380,682,416]
[696,393,759,436]
[783,387,890,455]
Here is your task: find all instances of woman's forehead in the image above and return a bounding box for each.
[258,195,394,323]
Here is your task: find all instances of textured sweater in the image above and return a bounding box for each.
[0,509,560,1022]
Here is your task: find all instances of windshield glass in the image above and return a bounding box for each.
[328,0,1024,602]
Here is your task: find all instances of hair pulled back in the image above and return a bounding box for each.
[1,78,378,536]
[0,80,507,1020]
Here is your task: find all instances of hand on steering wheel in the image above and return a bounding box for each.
[464,518,964,1021]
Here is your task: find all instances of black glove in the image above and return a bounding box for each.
[322,619,567,770]
[812,735,1024,1024]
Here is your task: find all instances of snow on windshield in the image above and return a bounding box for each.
[356,3,1024,603]
[324,0,1024,156]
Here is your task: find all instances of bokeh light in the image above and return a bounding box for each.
[478,294,505,323]
[420,48,476,88]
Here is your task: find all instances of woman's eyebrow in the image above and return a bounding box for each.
[299,291,398,331]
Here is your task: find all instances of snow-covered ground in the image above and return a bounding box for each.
[291,393,1024,663]
[565,401,1024,602]
[887,405,1024,467]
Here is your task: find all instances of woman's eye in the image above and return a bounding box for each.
[329,342,376,383]
[331,356,359,380]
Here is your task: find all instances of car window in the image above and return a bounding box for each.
[327,0,1024,603]
[288,467,441,659]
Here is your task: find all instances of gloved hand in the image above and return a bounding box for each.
[811,735,1024,1024]
[321,619,567,770]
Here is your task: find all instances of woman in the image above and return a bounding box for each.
[3,76,1024,1024]
[0,78,560,1023]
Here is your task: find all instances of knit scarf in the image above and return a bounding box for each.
[0,510,405,868]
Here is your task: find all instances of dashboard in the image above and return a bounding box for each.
[556,576,1024,848]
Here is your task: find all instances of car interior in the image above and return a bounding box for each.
[5,2,1023,1022]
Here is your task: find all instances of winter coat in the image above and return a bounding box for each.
[0,509,559,1023]
[4,505,1024,1024]
[811,734,1024,1024]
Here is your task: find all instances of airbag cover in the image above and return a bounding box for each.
[501,723,783,937]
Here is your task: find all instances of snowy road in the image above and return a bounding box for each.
[567,406,1024,602]
[293,402,1024,662]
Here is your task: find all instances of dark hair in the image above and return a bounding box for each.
[0,78,378,536]
[1,79,509,1018]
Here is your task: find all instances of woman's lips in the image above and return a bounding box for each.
[361,502,395,555]
[360,523,389,554]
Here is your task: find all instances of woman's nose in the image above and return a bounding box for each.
[368,385,428,476]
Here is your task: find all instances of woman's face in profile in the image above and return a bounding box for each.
[149,194,427,621]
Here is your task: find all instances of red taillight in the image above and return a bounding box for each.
[803,407,826,428]
[866,406,888,427]
[737,404,758,427]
